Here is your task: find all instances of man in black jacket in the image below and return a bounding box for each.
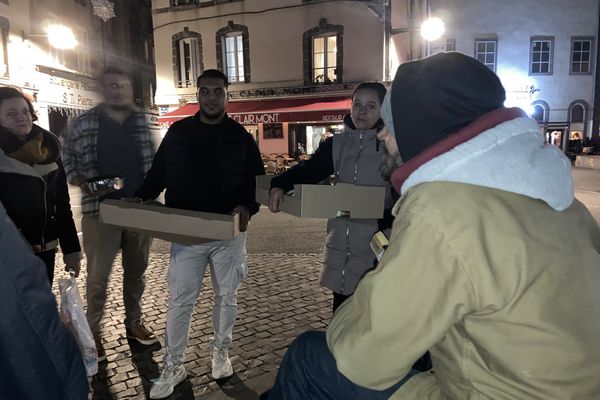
[135,69,265,399]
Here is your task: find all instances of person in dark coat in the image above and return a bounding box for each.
[0,86,81,284]
[0,201,88,399]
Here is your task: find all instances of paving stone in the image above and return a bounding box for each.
[51,245,329,399]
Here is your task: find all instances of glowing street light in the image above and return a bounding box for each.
[45,24,78,49]
[420,17,445,42]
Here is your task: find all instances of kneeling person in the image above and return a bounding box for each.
[263,52,600,399]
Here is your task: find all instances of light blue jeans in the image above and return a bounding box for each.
[163,232,247,368]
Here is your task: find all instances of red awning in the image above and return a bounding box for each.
[159,96,351,125]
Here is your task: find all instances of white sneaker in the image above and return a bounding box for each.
[149,365,187,399]
[212,348,233,379]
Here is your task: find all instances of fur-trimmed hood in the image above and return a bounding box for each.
[381,52,573,211]
[0,125,60,178]
[395,115,574,211]
[0,124,60,166]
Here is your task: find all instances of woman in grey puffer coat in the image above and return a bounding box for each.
[269,82,392,312]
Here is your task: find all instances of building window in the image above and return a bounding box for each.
[47,16,67,67]
[216,21,250,83]
[222,32,245,83]
[571,37,594,74]
[144,35,154,63]
[178,38,201,86]
[312,34,337,83]
[568,100,588,139]
[530,36,554,75]
[49,44,66,67]
[474,39,497,72]
[532,105,545,122]
[149,83,155,107]
[0,29,7,77]
[530,100,549,124]
[76,29,91,74]
[570,102,585,123]
[303,19,343,85]
[445,39,456,52]
[172,29,203,88]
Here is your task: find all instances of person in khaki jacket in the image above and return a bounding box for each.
[260,52,600,400]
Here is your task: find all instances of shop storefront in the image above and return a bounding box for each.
[159,96,352,157]
[34,66,102,136]
[543,122,569,150]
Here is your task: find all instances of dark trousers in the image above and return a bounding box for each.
[36,249,56,284]
[332,292,351,313]
[266,331,417,400]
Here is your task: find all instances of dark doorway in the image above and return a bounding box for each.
[289,124,307,157]
[48,109,69,137]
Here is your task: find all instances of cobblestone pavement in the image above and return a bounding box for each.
[52,241,331,399]
[52,168,599,399]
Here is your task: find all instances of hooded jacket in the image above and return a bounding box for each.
[327,53,600,399]
[0,125,81,264]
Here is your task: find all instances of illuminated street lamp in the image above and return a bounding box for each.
[420,17,445,42]
[391,16,446,65]
[45,24,78,49]
[393,17,445,41]
[21,24,78,49]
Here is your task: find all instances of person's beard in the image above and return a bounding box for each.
[379,144,403,182]
[107,103,133,112]
[200,107,225,121]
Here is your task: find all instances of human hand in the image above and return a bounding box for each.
[233,205,250,232]
[268,188,284,213]
[79,181,113,198]
[65,260,81,277]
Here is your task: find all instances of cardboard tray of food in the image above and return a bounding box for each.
[99,199,240,245]
[256,175,385,219]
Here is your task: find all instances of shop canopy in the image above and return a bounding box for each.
[159,96,352,125]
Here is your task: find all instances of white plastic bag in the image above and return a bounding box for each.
[58,276,98,376]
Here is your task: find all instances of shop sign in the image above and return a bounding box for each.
[38,75,101,109]
[229,82,356,100]
[505,83,534,106]
[230,111,345,124]
[231,113,281,124]
[500,73,540,111]
[322,114,344,122]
